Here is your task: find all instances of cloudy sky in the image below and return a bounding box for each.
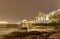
[0,0,60,21]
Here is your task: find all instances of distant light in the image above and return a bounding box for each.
[22,20,27,22]
[57,9,60,11]
[22,19,27,23]
[28,21,33,23]
[17,22,21,25]
[0,21,8,24]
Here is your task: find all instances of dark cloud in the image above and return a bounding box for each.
[0,0,60,21]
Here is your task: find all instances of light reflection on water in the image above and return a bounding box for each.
[0,24,59,39]
[0,28,20,35]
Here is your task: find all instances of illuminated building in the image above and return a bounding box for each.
[35,13,51,23]
[47,9,60,23]
[0,21,8,24]
[21,19,35,28]
[21,19,29,28]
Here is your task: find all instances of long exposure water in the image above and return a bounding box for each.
[0,24,60,39]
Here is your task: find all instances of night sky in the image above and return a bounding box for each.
[0,0,60,21]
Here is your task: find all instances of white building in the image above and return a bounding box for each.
[35,13,52,23]
[0,21,8,24]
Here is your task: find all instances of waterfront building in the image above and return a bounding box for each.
[35,12,51,23]
[0,21,8,24]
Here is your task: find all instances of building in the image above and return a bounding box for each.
[0,21,8,24]
[47,9,60,23]
[35,12,52,23]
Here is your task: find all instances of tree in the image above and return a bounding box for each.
[49,11,60,23]
[38,12,45,17]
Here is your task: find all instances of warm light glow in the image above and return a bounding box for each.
[22,19,27,23]
[57,9,60,11]
[28,21,34,23]
[0,21,8,24]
